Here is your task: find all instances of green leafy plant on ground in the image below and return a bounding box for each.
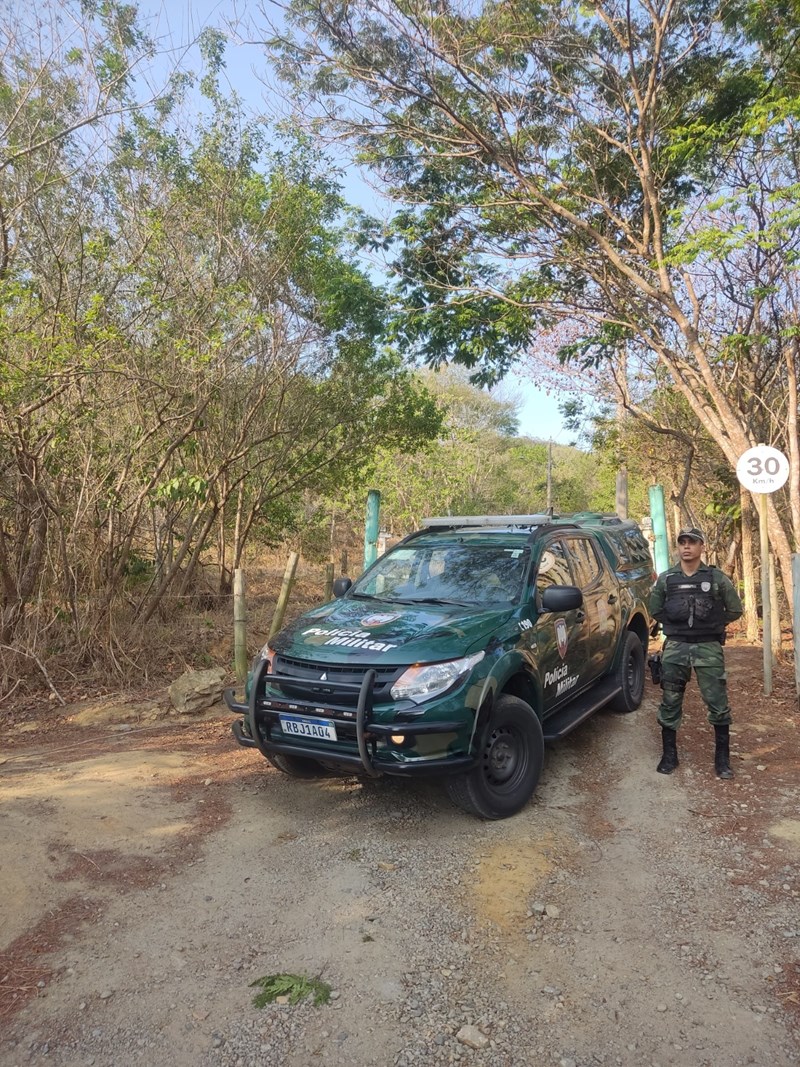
[250,973,332,1008]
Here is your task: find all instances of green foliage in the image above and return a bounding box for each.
[265,0,800,605]
[250,973,332,1009]
[123,554,154,588]
[0,4,444,660]
[268,0,774,380]
[557,326,636,372]
[153,473,209,503]
[318,370,610,536]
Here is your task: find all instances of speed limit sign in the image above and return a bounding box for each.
[736,444,790,494]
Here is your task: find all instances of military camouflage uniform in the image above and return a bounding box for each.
[649,563,743,730]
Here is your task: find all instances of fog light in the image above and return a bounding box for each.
[389,733,416,750]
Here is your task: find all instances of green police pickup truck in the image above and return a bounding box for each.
[226,513,655,819]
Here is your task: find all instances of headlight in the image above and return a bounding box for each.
[390,652,485,704]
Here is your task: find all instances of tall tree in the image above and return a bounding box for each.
[318,369,611,537]
[0,0,163,642]
[0,7,442,682]
[266,0,800,598]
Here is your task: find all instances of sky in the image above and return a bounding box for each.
[139,0,571,443]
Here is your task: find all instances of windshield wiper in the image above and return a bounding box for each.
[405,597,471,606]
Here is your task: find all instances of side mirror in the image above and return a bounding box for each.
[332,577,352,598]
[540,585,583,613]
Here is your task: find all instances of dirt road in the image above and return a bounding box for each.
[2,650,799,1067]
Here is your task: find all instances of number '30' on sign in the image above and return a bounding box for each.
[735,445,790,494]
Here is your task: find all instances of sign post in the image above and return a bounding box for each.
[735,444,790,696]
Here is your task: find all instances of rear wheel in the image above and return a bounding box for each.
[610,631,646,713]
[446,695,544,820]
[266,752,332,778]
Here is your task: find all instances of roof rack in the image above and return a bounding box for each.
[421,515,553,528]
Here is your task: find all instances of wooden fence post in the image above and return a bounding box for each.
[269,552,299,638]
[793,553,800,699]
[233,568,248,686]
[340,549,348,575]
[324,562,334,602]
[769,554,781,662]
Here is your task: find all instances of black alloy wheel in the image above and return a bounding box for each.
[447,694,544,820]
[610,630,646,713]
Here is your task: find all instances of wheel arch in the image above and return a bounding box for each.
[501,670,542,720]
[471,662,542,751]
[621,609,649,661]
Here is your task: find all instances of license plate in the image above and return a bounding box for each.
[279,714,337,742]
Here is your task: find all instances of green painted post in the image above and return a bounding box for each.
[363,490,381,571]
[648,484,670,574]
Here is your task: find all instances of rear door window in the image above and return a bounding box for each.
[564,537,602,589]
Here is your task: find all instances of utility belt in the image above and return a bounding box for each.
[664,634,724,645]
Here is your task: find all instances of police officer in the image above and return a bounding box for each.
[649,527,743,779]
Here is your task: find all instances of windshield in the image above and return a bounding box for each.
[351,542,529,606]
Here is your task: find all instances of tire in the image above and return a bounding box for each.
[446,695,544,820]
[266,752,332,779]
[610,631,646,713]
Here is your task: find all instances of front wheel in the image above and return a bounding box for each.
[446,695,544,820]
[609,631,646,713]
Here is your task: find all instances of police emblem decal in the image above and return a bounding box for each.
[701,582,711,591]
[556,618,569,659]
[360,613,401,627]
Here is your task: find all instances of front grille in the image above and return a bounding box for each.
[266,653,403,708]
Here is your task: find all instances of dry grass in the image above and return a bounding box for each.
[0,544,360,716]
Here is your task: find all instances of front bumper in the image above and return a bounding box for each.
[224,660,476,778]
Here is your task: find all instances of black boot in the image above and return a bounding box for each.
[714,724,733,779]
[656,727,679,774]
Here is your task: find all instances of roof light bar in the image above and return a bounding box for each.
[421,515,553,528]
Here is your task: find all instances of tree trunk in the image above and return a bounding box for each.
[640,333,796,608]
[232,484,247,572]
[740,488,759,642]
[769,554,782,657]
[785,340,800,551]
[178,505,220,598]
[725,530,739,574]
[137,510,204,626]
[766,492,794,612]
[217,480,229,595]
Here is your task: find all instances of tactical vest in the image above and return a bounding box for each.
[661,568,727,641]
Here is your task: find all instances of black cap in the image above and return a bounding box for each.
[677,527,705,543]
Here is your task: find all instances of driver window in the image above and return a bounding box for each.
[535,541,572,597]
